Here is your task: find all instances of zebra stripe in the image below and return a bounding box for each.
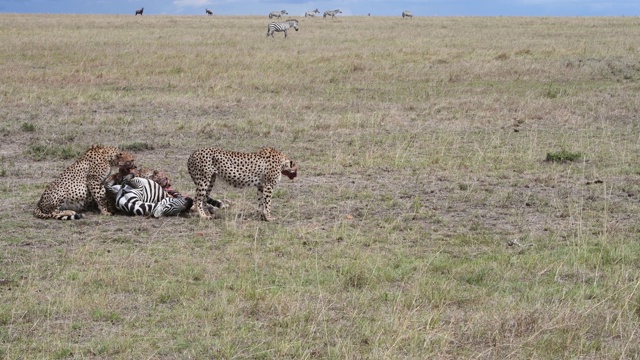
[323,9,341,19]
[269,10,288,19]
[266,19,299,38]
[402,11,413,19]
[108,176,192,217]
[305,9,320,17]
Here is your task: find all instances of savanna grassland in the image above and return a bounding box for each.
[1,13,640,359]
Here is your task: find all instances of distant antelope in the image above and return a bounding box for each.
[305,9,320,17]
[269,10,288,19]
[135,7,144,16]
[323,9,341,19]
[205,9,213,15]
[402,10,413,19]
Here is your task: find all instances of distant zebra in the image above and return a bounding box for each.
[269,10,288,19]
[323,9,341,19]
[305,9,320,17]
[266,19,299,38]
[402,10,413,19]
[206,9,213,15]
[135,7,143,16]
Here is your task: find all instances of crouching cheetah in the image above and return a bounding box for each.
[34,145,135,220]
[187,147,297,221]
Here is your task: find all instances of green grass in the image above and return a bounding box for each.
[26,144,81,161]
[1,14,640,359]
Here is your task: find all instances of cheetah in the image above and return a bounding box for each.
[187,147,297,221]
[34,145,135,220]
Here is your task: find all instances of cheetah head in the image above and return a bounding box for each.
[112,151,136,168]
[118,159,137,175]
[110,159,138,185]
[146,170,173,191]
[281,158,298,180]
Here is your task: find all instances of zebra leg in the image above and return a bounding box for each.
[205,197,226,211]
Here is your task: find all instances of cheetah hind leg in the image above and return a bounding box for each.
[56,210,84,220]
[53,209,84,220]
[34,206,84,220]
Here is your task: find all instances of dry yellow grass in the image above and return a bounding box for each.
[1,14,640,358]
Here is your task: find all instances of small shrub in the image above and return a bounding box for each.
[53,348,73,360]
[545,150,583,163]
[21,122,36,132]
[121,142,154,152]
[515,48,532,56]
[543,85,566,99]
[494,52,509,61]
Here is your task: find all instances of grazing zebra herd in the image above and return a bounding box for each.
[130,7,417,19]
[132,7,415,40]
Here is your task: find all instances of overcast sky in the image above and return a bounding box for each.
[0,0,639,16]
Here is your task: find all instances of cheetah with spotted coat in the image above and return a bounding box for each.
[187,147,297,221]
[34,145,135,220]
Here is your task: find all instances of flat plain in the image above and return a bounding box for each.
[1,14,640,359]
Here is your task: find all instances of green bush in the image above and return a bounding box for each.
[545,149,583,163]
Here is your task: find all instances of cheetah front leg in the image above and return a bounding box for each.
[194,177,215,219]
[257,184,275,221]
[88,176,112,216]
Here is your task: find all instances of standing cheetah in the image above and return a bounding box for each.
[187,147,297,221]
